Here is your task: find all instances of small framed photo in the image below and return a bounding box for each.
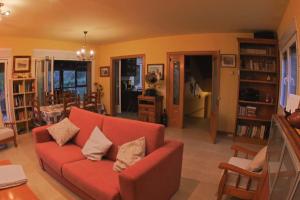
[221,54,236,68]
[100,66,110,77]
[147,64,164,80]
[13,56,31,73]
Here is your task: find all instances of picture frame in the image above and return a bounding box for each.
[221,54,236,68]
[13,56,31,73]
[100,66,110,77]
[147,64,164,80]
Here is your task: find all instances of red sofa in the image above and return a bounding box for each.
[33,107,184,200]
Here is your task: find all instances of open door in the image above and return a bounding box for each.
[210,53,220,143]
[168,54,184,128]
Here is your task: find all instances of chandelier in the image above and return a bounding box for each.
[76,31,95,60]
[0,2,11,19]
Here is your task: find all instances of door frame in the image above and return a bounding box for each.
[166,51,220,142]
[110,54,146,116]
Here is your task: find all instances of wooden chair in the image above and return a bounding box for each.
[62,95,80,118]
[44,92,56,106]
[32,98,46,127]
[83,93,98,113]
[217,145,267,200]
[0,108,17,147]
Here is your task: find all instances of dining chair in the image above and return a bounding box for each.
[44,92,56,106]
[0,108,17,147]
[83,93,98,113]
[217,145,267,200]
[62,96,80,118]
[32,98,47,127]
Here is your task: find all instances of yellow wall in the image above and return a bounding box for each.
[0,36,82,55]
[95,33,253,133]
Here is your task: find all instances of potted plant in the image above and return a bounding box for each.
[145,72,159,96]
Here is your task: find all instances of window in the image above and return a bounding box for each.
[53,60,91,98]
[280,35,298,107]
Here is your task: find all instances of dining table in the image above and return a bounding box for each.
[40,104,64,124]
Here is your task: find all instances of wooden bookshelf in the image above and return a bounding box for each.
[235,38,279,144]
[10,78,36,134]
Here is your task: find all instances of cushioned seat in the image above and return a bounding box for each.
[62,159,120,200]
[225,157,259,191]
[36,141,85,175]
[0,127,14,141]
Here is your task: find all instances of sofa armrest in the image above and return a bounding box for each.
[119,140,184,200]
[32,125,53,143]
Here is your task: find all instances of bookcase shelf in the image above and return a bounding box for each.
[10,78,36,134]
[235,38,279,144]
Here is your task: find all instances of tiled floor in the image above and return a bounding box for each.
[0,119,260,200]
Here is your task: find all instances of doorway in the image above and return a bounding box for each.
[111,55,144,119]
[0,60,9,121]
[167,52,220,143]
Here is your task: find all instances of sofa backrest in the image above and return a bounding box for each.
[102,116,165,161]
[69,107,104,147]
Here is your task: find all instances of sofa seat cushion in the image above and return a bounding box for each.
[102,116,164,161]
[69,107,105,147]
[36,141,85,175]
[62,159,120,200]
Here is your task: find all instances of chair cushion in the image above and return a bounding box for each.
[69,107,104,147]
[225,157,259,191]
[36,141,85,175]
[0,128,14,141]
[62,159,120,200]
[247,146,267,172]
[102,116,164,161]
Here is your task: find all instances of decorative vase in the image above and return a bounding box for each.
[287,109,300,129]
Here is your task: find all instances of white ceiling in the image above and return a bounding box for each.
[0,0,289,44]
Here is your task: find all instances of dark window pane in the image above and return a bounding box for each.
[77,71,87,86]
[76,87,87,98]
[173,61,180,105]
[63,71,75,87]
[54,70,60,89]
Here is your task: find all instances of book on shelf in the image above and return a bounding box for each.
[14,96,24,107]
[240,59,276,72]
[13,83,25,93]
[236,125,267,139]
[239,106,257,117]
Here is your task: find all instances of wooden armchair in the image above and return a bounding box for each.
[83,93,98,113]
[217,145,267,200]
[32,98,46,127]
[0,122,17,147]
[62,95,80,118]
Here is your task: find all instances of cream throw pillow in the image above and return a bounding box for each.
[113,137,146,172]
[81,127,112,160]
[247,146,267,172]
[47,118,80,146]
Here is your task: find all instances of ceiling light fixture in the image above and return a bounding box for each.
[76,31,95,60]
[0,2,11,17]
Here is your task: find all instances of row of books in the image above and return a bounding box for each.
[14,96,24,107]
[15,110,26,121]
[239,106,257,117]
[241,59,276,72]
[240,47,276,56]
[25,82,35,92]
[13,83,24,93]
[236,125,267,139]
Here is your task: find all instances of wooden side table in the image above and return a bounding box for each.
[0,160,39,200]
[138,95,163,123]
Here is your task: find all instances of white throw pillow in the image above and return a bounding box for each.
[81,127,112,160]
[47,118,80,146]
[113,137,145,172]
[247,146,267,172]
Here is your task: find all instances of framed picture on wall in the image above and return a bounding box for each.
[221,54,236,68]
[147,64,164,80]
[13,56,31,73]
[100,66,110,77]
